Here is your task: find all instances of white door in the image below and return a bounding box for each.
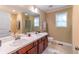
[72,6,79,54]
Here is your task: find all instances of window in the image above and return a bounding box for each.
[34,16,39,27]
[56,12,67,27]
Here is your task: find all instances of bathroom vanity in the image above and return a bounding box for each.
[0,32,48,54]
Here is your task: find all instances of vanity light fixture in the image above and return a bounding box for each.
[34,8,38,13]
[30,6,35,12]
[30,6,38,13]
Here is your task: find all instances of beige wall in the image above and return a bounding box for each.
[11,13,24,34]
[11,14,17,33]
[46,7,72,43]
[39,10,46,32]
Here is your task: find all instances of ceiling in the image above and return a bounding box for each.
[35,5,71,13]
[0,5,39,16]
[0,5,71,14]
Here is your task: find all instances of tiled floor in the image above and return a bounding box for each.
[42,42,73,54]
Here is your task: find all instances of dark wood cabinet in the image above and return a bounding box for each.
[17,43,33,54]
[38,40,44,54]
[44,38,48,49]
[27,41,38,54]
[38,36,48,54]
[15,35,48,54]
[28,46,37,54]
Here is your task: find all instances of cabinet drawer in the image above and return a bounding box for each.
[38,39,42,43]
[33,41,38,46]
[28,46,37,54]
[41,36,47,41]
[18,43,33,54]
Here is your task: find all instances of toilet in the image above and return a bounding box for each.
[48,37,54,45]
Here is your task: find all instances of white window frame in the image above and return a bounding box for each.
[56,12,67,27]
[34,16,39,27]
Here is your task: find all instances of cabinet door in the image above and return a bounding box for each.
[43,36,48,50]
[28,46,38,54]
[18,43,33,54]
[18,47,27,54]
[38,41,44,54]
[45,38,48,49]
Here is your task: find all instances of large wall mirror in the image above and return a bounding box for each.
[24,13,40,33]
[0,11,11,37]
[0,5,40,37]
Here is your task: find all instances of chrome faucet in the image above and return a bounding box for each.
[11,33,20,40]
[15,35,21,40]
[15,36,20,40]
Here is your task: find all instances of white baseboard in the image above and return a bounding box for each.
[53,40,72,47]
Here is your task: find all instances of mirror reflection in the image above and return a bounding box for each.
[0,5,41,38]
[24,14,40,33]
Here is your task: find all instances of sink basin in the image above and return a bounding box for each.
[9,39,27,46]
[0,36,14,43]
